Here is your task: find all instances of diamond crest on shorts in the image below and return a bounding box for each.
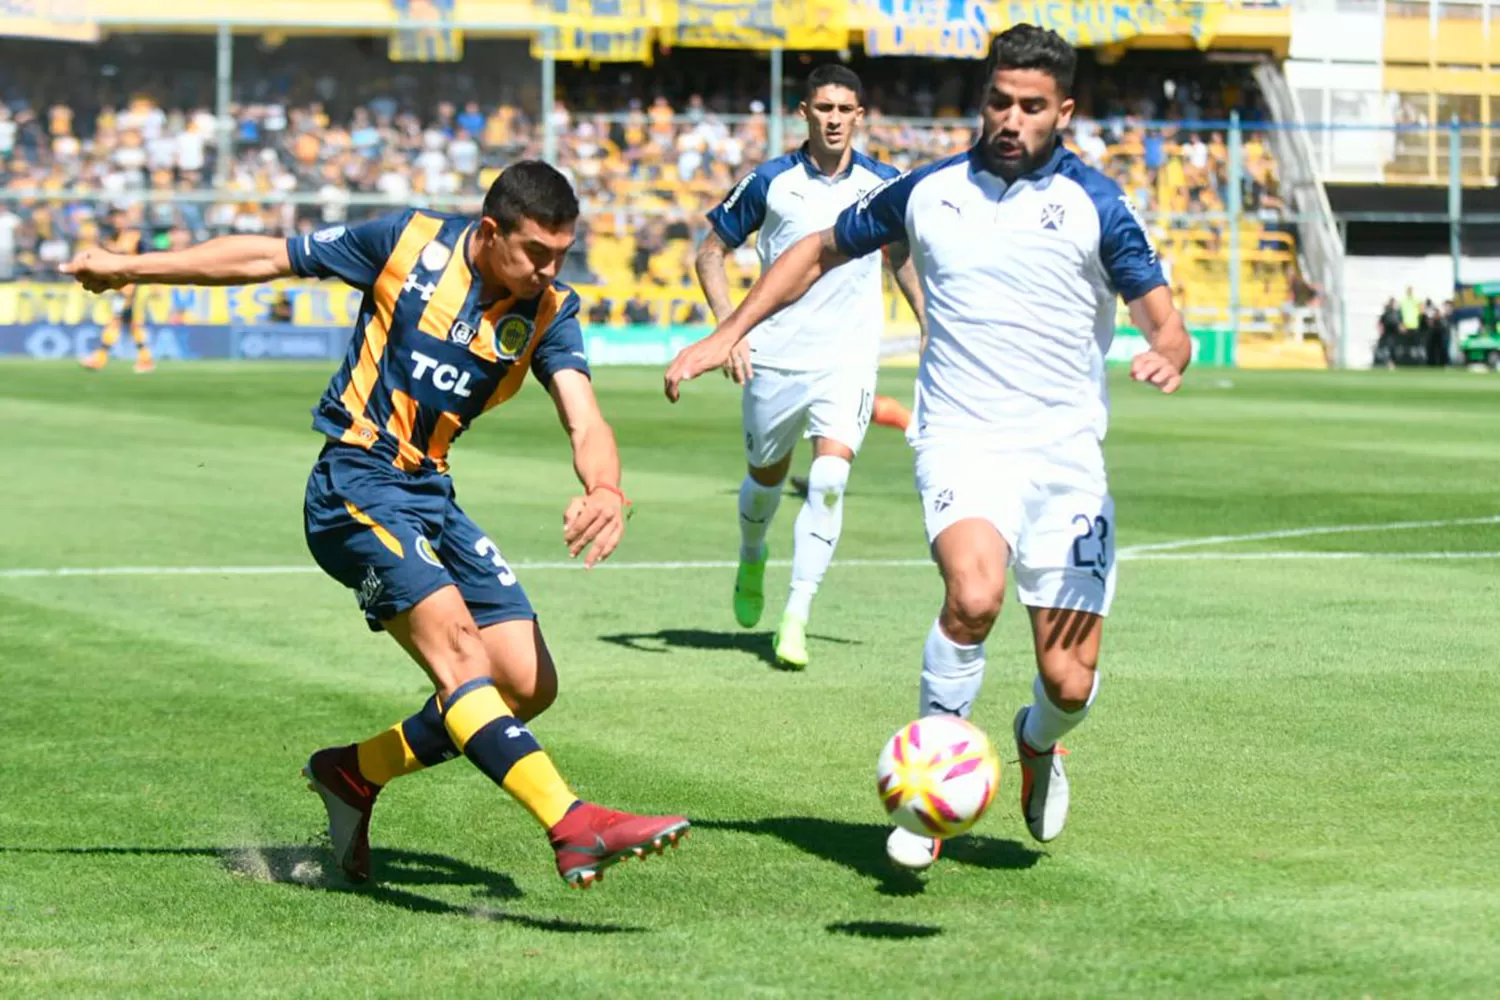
[932,488,954,513]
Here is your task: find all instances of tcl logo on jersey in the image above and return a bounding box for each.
[410,350,473,397]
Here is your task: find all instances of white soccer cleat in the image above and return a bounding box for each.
[885,826,941,871]
[1013,707,1070,843]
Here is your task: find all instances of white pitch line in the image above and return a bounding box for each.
[3,551,1500,580]
[1126,550,1500,562]
[1119,514,1500,555]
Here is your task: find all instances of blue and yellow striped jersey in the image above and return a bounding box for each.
[287,209,590,474]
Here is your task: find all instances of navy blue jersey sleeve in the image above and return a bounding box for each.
[286,211,409,290]
[833,172,913,259]
[706,166,772,249]
[531,289,591,388]
[1097,193,1167,302]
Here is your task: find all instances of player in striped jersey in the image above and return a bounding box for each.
[62,162,690,889]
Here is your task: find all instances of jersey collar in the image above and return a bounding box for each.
[796,142,857,182]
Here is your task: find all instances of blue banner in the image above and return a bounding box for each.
[0,324,350,361]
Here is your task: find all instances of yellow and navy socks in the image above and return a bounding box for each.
[442,677,578,829]
[355,695,458,788]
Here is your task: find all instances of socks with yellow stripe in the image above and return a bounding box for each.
[442,677,579,829]
[355,695,459,787]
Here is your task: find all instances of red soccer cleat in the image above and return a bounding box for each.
[303,744,380,883]
[549,802,690,888]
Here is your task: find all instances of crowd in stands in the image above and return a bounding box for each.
[0,36,1299,330]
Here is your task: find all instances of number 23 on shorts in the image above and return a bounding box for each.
[1070,512,1111,582]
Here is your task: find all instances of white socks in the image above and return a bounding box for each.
[1022,671,1099,751]
[738,475,782,563]
[785,455,850,623]
[919,620,986,719]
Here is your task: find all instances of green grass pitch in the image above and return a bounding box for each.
[2,360,1498,998]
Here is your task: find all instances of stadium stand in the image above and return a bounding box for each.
[0,36,1302,336]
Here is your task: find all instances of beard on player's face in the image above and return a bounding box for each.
[979,120,1059,180]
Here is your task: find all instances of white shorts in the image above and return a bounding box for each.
[914,434,1117,616]
[741,365,876,468]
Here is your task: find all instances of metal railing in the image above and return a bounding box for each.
[1254,61,1348,364]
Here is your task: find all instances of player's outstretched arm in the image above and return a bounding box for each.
[1127,285,1191,394]
[665,228,849,401]
[61,236,294,293]
[549,369,628,568]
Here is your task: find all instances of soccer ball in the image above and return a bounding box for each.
[876,716,1001,838]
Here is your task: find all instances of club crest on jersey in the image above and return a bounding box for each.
[497,315,533,358]
[1041,203,1065,230]
[448,319,477,346]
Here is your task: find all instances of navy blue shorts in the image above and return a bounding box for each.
[304,444,534,631]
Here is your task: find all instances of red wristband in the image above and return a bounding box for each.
[591,483,632,515]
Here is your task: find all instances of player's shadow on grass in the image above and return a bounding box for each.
[827,920,942,940]
[0,844,639,934]
[599,628,862,671]
[696,817,1041,898]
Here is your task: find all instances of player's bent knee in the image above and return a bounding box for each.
[522,664,558,720]
[1038,646,1098,712]
[1048,666,1097,712]
[944,581,1004,637]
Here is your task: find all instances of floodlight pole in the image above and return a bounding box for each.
[541,44,557,165]
[1227,110,1242,340]
[215,23,233,188]
[769,46,784,156]
[1449,115,1462,288]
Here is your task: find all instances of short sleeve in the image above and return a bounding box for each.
[531,289,591,387]
[286,212,407,290]
[833,172,914,259]
[1098,193,1167,302]
[706,167,771,249]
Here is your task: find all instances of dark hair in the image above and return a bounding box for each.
[804,64,864,106]
[984,24,1076,96]
[482,160,579,233]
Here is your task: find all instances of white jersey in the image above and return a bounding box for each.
[832,142,1166,449]
[708,144,899,373]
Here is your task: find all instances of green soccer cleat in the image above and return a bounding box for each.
[774,613,809,670]
[734,547,768,628]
